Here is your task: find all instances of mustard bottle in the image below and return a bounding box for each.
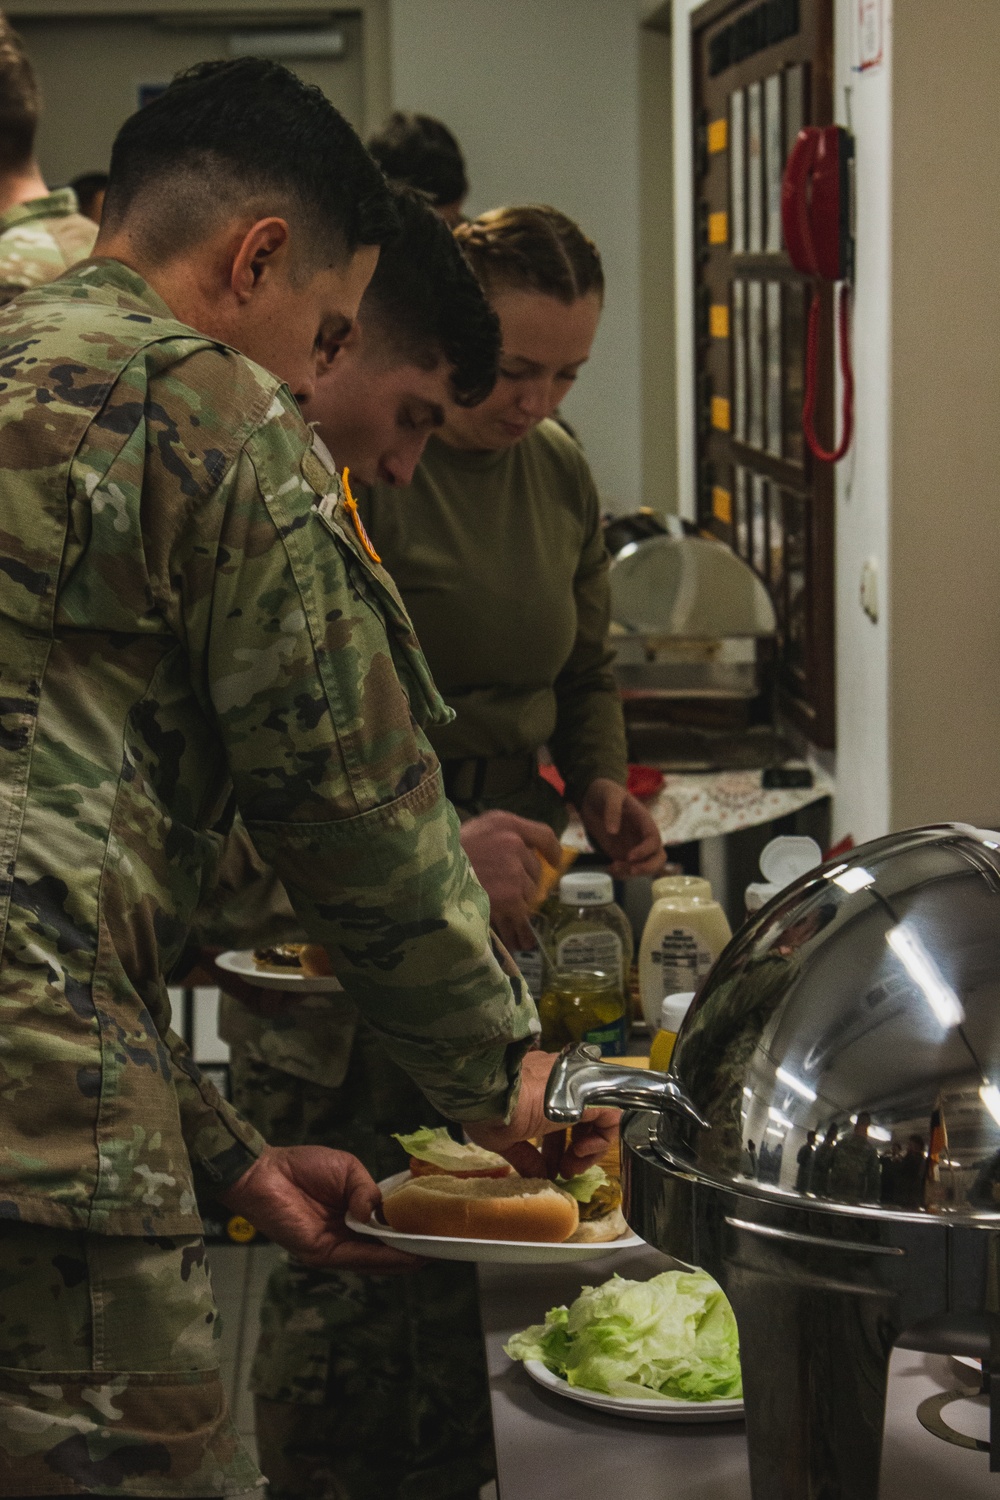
[648,990,696,1072]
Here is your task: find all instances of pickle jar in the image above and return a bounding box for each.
[538,966,629,1056]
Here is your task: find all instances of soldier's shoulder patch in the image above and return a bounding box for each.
[303,432,345,520]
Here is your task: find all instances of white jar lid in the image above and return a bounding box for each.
[560,871,614,906]
[758,835,822,888]
[745,881,779,913]
[660,991,696,1031]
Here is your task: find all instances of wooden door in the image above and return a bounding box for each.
[691,0,835,747]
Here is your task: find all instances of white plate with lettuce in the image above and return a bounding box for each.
[506,1269,744,1421]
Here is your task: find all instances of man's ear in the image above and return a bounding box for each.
[230,217,292,303]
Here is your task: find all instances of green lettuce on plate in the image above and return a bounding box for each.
[505,1269,742,1402]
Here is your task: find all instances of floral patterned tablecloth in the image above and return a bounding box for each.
[564,760,835,850]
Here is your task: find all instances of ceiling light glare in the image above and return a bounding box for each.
[776,1066,817,1102]
[768,1106,794,1130]
[981,1083,1000,1129]
[886,925,965,1029]
[832,866,876,894]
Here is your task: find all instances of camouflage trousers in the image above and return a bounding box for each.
[230,1025,495,1500]
[0,1223,261,1498]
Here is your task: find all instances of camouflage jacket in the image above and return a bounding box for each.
[0,260,537,1236]
[0,188,97,307]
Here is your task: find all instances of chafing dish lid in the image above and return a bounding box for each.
[665,824,1000,1220]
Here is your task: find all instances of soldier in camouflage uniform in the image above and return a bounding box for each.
[0,61,621,1500]
[208,190,563,1500]
[0,15,97,306]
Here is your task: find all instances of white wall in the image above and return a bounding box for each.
[389,0,643,512]
[831,0,892,842]
[888,0,1000,832]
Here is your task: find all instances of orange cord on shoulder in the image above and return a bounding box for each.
[340,466,381,564]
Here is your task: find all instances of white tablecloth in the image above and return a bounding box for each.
[563,760,834,849]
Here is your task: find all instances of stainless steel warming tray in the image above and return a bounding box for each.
[546,823,1000,1499]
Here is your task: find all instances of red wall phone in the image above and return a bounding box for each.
[781,125,855,463]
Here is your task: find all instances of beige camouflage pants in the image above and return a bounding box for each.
[0,1223,261,1498]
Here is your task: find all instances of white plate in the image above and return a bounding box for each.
[521,1359,745,1423]
[345,1170,646,1264]
[215,948,344,992]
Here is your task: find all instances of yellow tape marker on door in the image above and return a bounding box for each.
[710,304,730,338]
[712,486,733,525]
[708,211,729,245]
[708,118,728,153]
[711,396,731,431]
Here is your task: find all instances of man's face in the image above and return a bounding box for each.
[233,244,380,403]
[303,326,451,485]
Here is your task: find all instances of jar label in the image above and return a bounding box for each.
[653,926,714,998]
[512,946,545,1001]
[556,930,623,986]
[583,1017,628,1056]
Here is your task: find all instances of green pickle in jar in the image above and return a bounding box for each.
[538,967,629,1056]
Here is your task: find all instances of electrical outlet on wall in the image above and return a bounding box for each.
[860,556,879,623]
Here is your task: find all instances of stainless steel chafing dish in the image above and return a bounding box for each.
[546,824,1000,1499]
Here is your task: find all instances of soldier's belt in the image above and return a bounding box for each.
[441,753,539,804]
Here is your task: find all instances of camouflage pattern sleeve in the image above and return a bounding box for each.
[193,816,303,953]
[175,401,538,1124]
[165,1026,267,1194]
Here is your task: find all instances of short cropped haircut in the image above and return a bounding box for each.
[367,111,468,209]
[102,59,397,272]
[361,185,499,408]
[456,206,604,306]
[0,15,39,172]
[70,171,109,220]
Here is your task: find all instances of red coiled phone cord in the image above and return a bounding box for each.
[802,281,854,463]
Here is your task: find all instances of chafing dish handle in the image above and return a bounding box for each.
[543,1043,711,1129]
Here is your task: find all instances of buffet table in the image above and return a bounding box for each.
[479,1246,997,1499]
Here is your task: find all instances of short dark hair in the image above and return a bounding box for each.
[0,16,39,172]
[367,111,467,208]
[360,184,498,407]
[456,205,604,306]
[70,171,109,219]
[102,58,397,272]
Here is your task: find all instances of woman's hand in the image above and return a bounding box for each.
[579,778,666,878]
[221,1146,423,1272]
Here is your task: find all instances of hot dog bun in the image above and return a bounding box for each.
[382,1174,579,1243]
[298,944,333,977]
[409,1156,512,1180]
[567,1206,630,1243]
